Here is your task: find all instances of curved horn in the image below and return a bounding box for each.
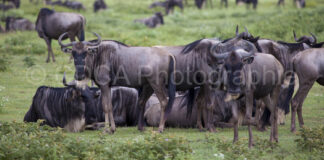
[236,49,254,58]
[83,32,102,46]
[235,25,239,36]
[63,72,76,87]
[293,30,298,42]
[310,32,317,44]
[58,32,75,48]
[212,52,230,60]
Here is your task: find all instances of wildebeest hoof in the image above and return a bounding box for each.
[257,127,266,132]
[280,122,285,125]
[199,128,206,132]
[46,59,50,63]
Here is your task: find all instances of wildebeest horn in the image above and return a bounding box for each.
[236,49,254,58]
[293,30,298,42]
[310,32,317,44]
[235,25,239,36]
[244,26,250,37]
[58,32,76,48]
[212,52,230,60]
[82,32,101,46]
[63,72,76,87]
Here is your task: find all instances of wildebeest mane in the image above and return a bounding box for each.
[181,39,204,54]
[277,41,305,52]
[91,40,129,47]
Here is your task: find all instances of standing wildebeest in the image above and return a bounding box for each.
[0,24,4,33]
[134,12,164,28]
[35,8,85,62]
[5,17,35,31]
[24,76,98,132]
[236,0,258,9]
[58,33,176,134]
[240,28,323,129]
[149,0,183,15]
[214,49,284,147]
[195,0,213,9]
[155,32,257,132]
[93,0,107,13]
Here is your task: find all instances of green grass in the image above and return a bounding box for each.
[0,0,324,159]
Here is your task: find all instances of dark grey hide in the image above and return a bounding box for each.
[93,0,107,13]
[5,17,35,32]
[35,8,85,62]
[134,12,164,28]
[155,32,257,132]
[215,49,284,147]
[59,34,176,134]
[149,0,183,15]
[23,85,98,132]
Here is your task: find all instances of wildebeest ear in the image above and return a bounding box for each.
[88,47,98,54]
[94,90,101,98]
[242,56,254,64]
[61,48,72,53]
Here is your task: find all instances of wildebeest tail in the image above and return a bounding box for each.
[186,88,196,119]
[165,56,176,118]
[260,107,271,127]
[23,102,38,122]
[278,74,295,114]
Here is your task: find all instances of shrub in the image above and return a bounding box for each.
[23,56,35,67]
[295,126,324,153]
[0,55,9,72]
[0,121,192,160]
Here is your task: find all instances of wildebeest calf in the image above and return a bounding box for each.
[149,0,183,15]
[134,12,164,28]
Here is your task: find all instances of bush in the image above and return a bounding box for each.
[0,121,192,160]
[295,126,324,153]
[23,56,35,67]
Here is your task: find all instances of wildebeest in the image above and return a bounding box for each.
[290,48,324,132]
[134,12,164,28]
[155,32,257,132]
[59,33,176,134]
[215,49,284,147]
[93,0,107,13]
[195,0,213,9]
[149,0,183,15]
[62,0,85,11]
[240,28,323,128]
[236,0,258,9]
[24,75,98,132]
[0,3,14,11]
[35,8,85,62]
[2,0,20,8]
[5,17,35,31]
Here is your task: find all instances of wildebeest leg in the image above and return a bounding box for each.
[138,85,154,131]
[44,37,54,63]
[245,92,254,148]
[101,85,115,134]
[271,86,280,141]
[232,103,239,143]
[196,88,206,131]
[150,84,169,133]
[290,80,314,132]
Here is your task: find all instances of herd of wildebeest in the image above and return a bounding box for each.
[0,0,322,148]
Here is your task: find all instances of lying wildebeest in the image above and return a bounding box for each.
[93,0,107,13]
[63,0,85,11]
[236,0,258,9]
[155,31,257,132]
[149,0,183,15]
[59,33,176,134]
[35,8,85,62]
[24,75,98,132]
[0,3,14,11]
[215,49,284,147]
[134,12,164,28]
[145,89,247,128]
[2,0,19,8]
[5,17,35,31]
[240,28,324,129]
